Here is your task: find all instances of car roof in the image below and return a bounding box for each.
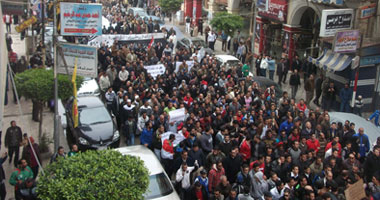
[116,145,164,175]
[329,112,380,149]
[215,55,240,62]
[77,96,104,108]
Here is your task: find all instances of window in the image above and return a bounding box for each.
[144,173,173,199]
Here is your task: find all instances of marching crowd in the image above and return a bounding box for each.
[94,1,380,200]
[95,10,380,200]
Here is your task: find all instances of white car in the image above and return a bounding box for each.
[329,112,380,150]
[215,55,242,70]
[116,146,180,200]
[77,77,101,97]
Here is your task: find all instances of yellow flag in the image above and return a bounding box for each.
[72,58,78,128]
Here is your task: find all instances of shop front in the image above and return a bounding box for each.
[254,0,296,62]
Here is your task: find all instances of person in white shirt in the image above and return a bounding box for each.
[4,14,12,33]
[260,56,269,77]
[208,31,217,50]
[99,73,111,93]
[270,180,284,200]
[176,162,196,199]
[118,66,129,85]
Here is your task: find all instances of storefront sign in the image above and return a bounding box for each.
[15,16,37,33]
[60,3,102,36]
[359,3,376,19]
[258,0,287,23]
[57,43,98,78]
[360,55,380,66]
[144,64,166,79]
[333,30,359,53]
[257,0,268,12]
[320,9,353,37]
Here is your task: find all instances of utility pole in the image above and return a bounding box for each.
[351,32,363,108]
[53,0,60,152]
[41,0,46,67]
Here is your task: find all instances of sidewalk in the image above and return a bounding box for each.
[1,25,66,200]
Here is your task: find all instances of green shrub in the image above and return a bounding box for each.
[37,150,150,200]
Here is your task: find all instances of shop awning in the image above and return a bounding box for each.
[308,50,353,71]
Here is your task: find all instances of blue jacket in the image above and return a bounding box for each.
[140,128,153,147]
[267,59,276,71]
[279,121,293,135]
[353,133,370,157]
[339,88,352,102]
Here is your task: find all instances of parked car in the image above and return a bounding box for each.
[215,55,242,70]
[176,37,213,55]
[77,77,101,97]
[252,76,283,99]
[65,96,120,150]
[329,112,380,150]
[116,146,180,200]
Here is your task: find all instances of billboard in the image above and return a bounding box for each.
[333,30,359,53]
[258,0,287,23]
[57,43,98,78]
[320,9,354,37]
[60,3,102,36]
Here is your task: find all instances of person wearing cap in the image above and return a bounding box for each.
[354,95,364,116]
[194,169,210,196]
[21,137,41,179]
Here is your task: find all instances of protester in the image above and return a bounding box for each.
[9,159,34,200]
[21,137,41,179]
[5,121,23,168]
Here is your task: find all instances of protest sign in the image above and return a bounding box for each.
[169,108,186,123]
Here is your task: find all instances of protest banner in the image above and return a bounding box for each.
[169,108,186,123]
[144,64,166,79]
[161,131,186,147]
[344,179,366,200]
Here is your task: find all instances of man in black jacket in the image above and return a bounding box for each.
[277,58,288,86]
[5,121,22,167]
[289,70,301,99]
[223,147,243,183]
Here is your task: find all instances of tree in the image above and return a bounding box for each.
[15,68,83,141]
[37,150,150,199]
[158,0,182,21]
[210,12,244,37]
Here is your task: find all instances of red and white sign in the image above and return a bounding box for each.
[258,0,288,23]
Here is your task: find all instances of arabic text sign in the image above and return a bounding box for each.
[60,3,102,36]
[258,0,288,23]
[15,16,37,33]
[144,64,166,79]
[87,33,165,47]
[334,30,359,53]
[169,108,185,123]
[360,3,376,19]
[57,43,98,78]
[320,9,353,37]
[360,55,380,66]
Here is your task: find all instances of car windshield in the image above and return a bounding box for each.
[144,173,173,199]
[79,106,111,125]
[192,40,206,48]
[227,60,241,67]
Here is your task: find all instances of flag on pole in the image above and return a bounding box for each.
[72,58,78,128]
[148,35,154,49]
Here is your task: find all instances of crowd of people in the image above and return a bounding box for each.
[2,0,380,200]
[95,7,380,200]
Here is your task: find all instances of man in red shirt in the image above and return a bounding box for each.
[208,160,225,193]
[306,134,320,154]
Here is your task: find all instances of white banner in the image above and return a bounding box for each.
[161,131,186,147]
[144,64,166,79]
[58,43,98,78]
[0,4,8,132]
[320,9,354,37]
[175,60,194,73]
[169,108,185,123]
[87,33,165,47]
